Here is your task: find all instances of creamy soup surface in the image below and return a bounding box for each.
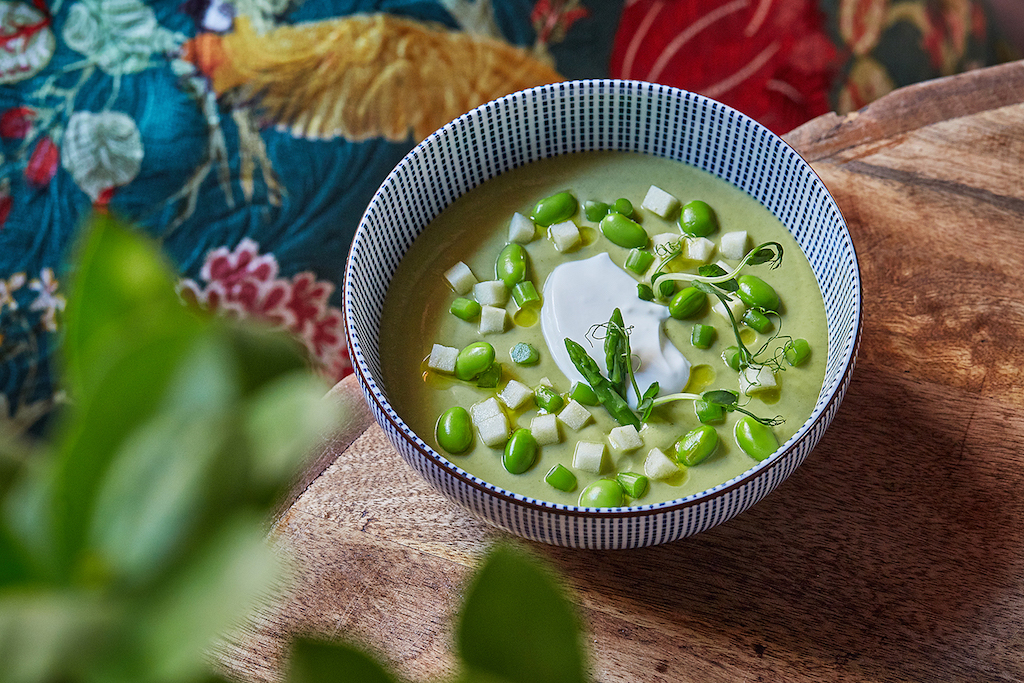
[380,151,826,506]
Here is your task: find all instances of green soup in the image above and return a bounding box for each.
[380,152,826,506]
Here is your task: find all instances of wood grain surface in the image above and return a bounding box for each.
[218,61,1024,683]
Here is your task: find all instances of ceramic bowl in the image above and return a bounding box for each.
[344,80,861,549]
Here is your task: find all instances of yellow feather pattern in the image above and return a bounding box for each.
[211,14,563,142]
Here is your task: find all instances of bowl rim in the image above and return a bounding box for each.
[344,78,862,518]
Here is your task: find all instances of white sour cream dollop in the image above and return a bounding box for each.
[541,252,691,407]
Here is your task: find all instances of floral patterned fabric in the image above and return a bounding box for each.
[0,0,1003,434]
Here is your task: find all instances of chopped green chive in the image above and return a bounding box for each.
[545,463,578,492]
[625,248,654,274]
[742,308,773,334]
[449,297,481,321]
[512,280,541,307]
[534,385,565,413]
[616,472,649,499]
[691,323,716,349]
[509,342,540,366]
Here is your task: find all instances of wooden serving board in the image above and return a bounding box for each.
[219,61,1024,683]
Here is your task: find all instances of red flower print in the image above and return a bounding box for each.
[285,271,334,334]
[531,0,590,45]
[25,135,58,186]
[0,107,35,139]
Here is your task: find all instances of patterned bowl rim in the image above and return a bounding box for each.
[345,79,862,519]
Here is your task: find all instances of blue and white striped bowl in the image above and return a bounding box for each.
[344,80,861,549]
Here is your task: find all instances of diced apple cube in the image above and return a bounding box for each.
[608,424,643,452]
[476,413,510,448]
[740,365,778,396]
[474,280,508,306]
[641,185,680,218]
[557,400,592,431]
[471,397,502,423]
[498,379,534,410]
[427,344,458,373]
[644,447,680,480]
[573,441,607,474]
[508,212,536,243]
[479,305,507,335]
[720,230,749,260]
[444,261,477,294]
[686,236,716,262]
[549,220,580,252]
[530,413,561,445]
[712,292,746,321]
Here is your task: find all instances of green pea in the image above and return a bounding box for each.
[734,416,779,462]
[584,200,609,222]
[503,428,538,474]
[679,200,718,236]
[668,287,706,319]
[530,191,577,227]
[510,342,540,366]
[534,385,564,413]
[742,308,773,334]
[674,425,719,466]
[600,212,648,248]
[435,406,472,454]
[578,479,624,508]
[455,341,495,381]
[496,243,529,289]
[611,197,634,217]
[545,463,577,492]
[736,275,780,311]
[722,346,743,371]
[616,472,648,499]
[449,297,480,321]
[785,338,811,366]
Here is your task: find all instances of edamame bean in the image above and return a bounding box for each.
[578,479,625,508]
[669,287,706,319]
[679,200,718,236]
[600,212,648,248]
[435,406,472,454]
[531,191,577,226]
[496,243,529,288]
[736,275,780,311]
[611,197,634,217]
[584,200,609,222]
[455,341,495,381]
[734,416,779,462]
[674,425,719,466]
[785,338,811,366]
[503,428,538,474]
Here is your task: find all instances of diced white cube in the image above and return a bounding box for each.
[538,377,554,388]
[474,280,508,306]
[498,379,534,410]
[644,448,680,480]
[712,292,746,322]
[479,305,507,335]
[476,413,510,448]
[471,397,502,423]
[608,424,643,452]
[548,220,580,252]
[444,261,477,294]
[720,230,749,260]
[427,344,458,373]
[740,365,778,396]
[508,212,536,243]
[641,185,680,219]
[573,441,607,474]
[651,232,683,253]
[557,400,592,431]
[686,236,716,263]
[530,413,561,445]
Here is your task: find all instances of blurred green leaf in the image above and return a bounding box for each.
[289,639,397,683]
[458,548,585,683]
[225,324,311,397]
[135,513,282,683]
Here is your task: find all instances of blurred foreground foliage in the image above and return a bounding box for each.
[0,217,587,683]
